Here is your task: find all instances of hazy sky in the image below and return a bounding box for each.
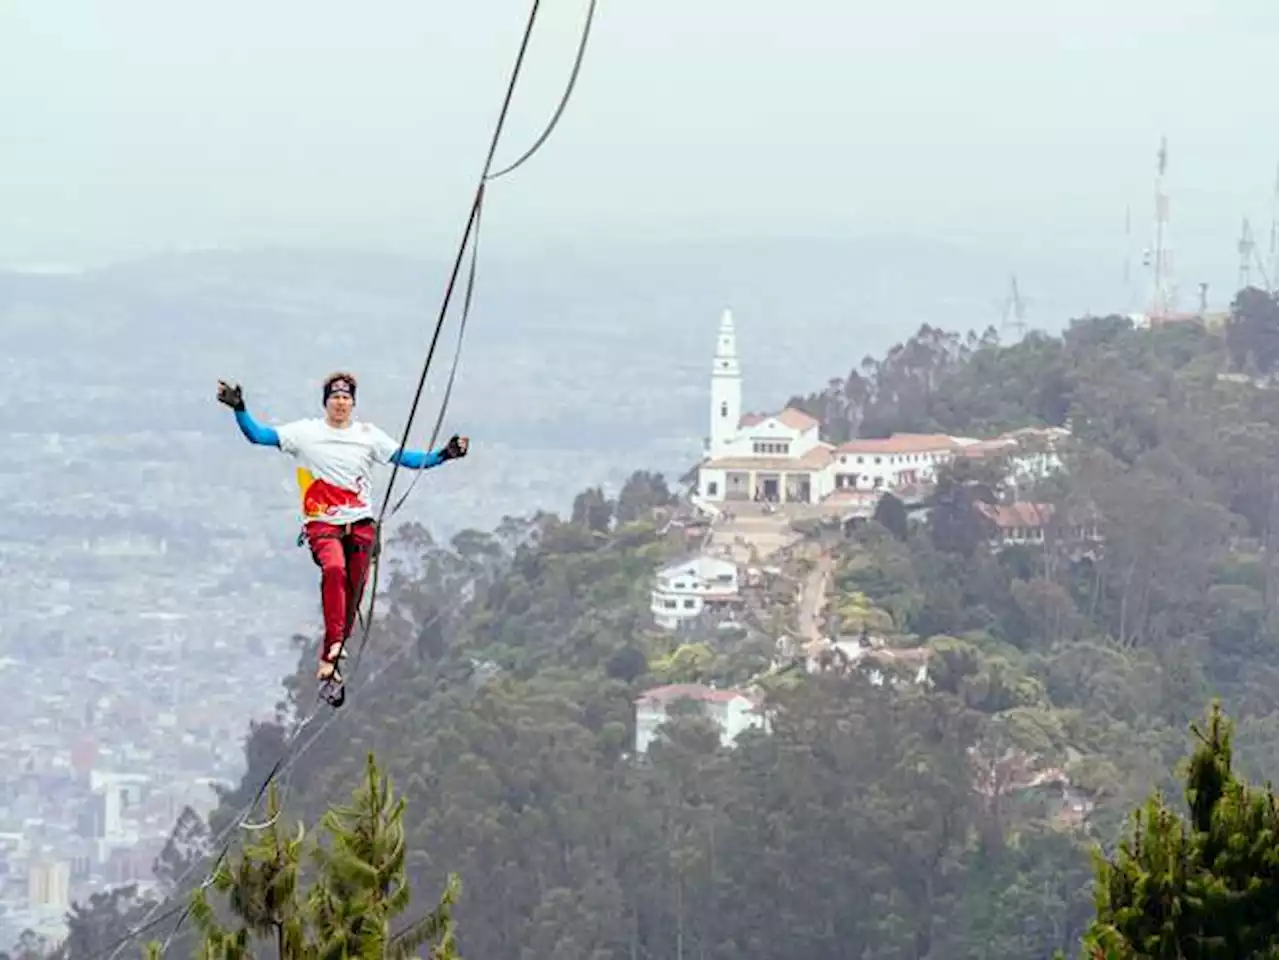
[2,0,1276,275]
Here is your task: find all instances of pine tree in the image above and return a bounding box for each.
[187,782,306,960]
[177,755,460,960]
[1075,702,1279,959]
[307,753,460,960]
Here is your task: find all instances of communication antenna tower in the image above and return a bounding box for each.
[1238,215,1276,293]
[1148,136,1176,318]
[1239,217,1257,290]
[999,274,1029,340]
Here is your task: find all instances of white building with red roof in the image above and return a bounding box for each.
[633,683,769,754]
[693,309,1069,505]
[956,426,1069,490]
[974,500,1101,547]
[697,309,837,505]
[830,433,974,492]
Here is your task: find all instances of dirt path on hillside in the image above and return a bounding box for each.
[796,550,834,645]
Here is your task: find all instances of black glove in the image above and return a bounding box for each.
[217,380,245,411]
[443,434,469,460]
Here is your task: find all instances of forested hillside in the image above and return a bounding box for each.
[46,290,1278,960]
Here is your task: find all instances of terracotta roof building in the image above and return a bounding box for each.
[633,683,769,754]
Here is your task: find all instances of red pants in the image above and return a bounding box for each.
[303,519,377,664]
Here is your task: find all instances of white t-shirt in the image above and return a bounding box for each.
[275,418,400,525]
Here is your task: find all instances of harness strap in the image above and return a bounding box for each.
[297,519,376,547]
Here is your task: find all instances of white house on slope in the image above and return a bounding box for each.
[830,425,1069,494]
[830,433,975,491]
[697,309,837,505]
[957,426,1069,490]
[633,683,769,754]
[651,553,740,630]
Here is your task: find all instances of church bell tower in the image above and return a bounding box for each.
[707,308,742,455]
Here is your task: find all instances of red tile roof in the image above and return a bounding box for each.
[704,445,834,471]
[635,683,752,705]
[777,407,820,431]
[836,433,962,455]
[738,407,820,432]
[975,501,1054,528]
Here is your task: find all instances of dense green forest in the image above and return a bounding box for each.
[30,289,1279,959]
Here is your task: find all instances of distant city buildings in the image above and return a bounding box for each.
[27,861,70,913]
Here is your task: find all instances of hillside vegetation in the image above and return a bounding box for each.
[46,291,1279,960]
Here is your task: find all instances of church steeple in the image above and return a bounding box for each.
[708,308,742,455]
[713,307,740,377]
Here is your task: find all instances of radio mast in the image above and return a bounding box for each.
[1148,136,1176,319]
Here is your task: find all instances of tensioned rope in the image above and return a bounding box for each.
[335,0,598,686]
[94,603,451,960]
[91,3,598,957]
[385,0,599,519]
[102,518,626,960]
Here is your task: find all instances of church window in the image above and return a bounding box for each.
[720,402,728,417]
[752,441,791,456]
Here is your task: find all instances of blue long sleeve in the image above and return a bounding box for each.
[234,408,280,447]
[391,447,446,470]
[232,407,445,466]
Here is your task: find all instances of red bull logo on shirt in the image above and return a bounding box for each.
[296,467,368,519]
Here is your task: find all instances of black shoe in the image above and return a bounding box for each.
[319,675,346,708]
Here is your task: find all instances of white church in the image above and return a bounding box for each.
[693,310,1056,505]
[696,309,838,505]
